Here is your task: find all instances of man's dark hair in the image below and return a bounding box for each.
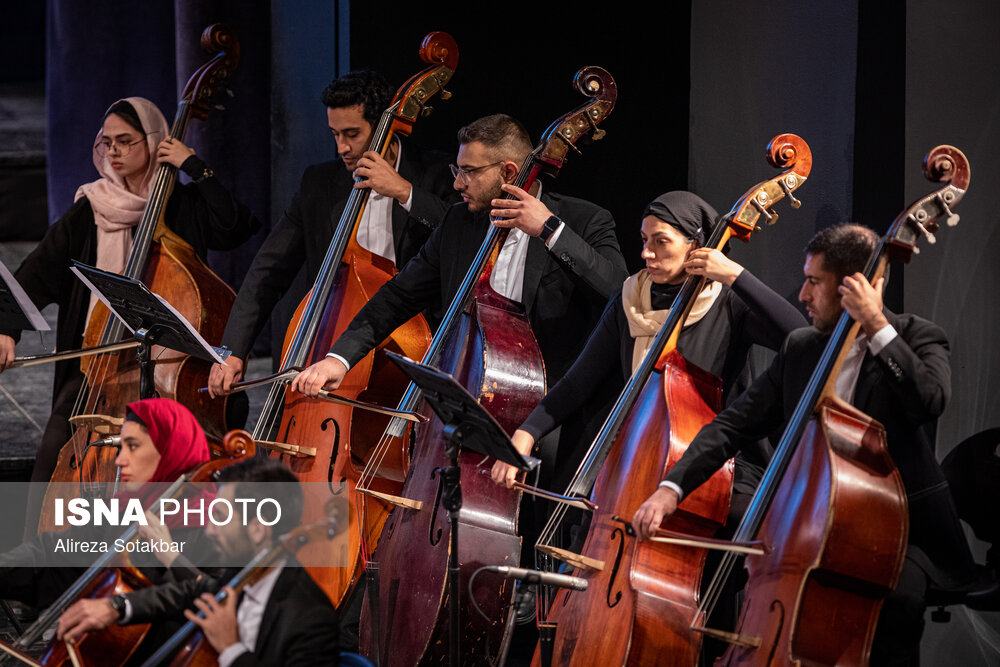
[457,114,534,164]
[320,70,393,128]
[805,223,879,278]
[218,458,303,538]
[104,100,144,134]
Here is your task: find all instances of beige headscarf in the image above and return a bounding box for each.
[622,269,721,373]
[76,97,169,274]
[75,98,169,316]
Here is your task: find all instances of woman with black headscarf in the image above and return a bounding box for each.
[492,191,805,500]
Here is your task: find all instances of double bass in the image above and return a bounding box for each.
[530,135,811,666]
[358,66,617,666]
[38,25,243,532]
[248,32,457,607]
[698,145,969,665]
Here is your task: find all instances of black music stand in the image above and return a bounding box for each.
[70,262,230,400]
[0,260,49,331]
[385,351,538,667]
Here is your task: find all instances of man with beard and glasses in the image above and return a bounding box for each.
[291,113,628,490]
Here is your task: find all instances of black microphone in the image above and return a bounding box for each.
[485,566,588,591]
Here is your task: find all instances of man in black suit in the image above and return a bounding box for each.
[57,458,338,667]
[291,113,627,400]
[290,113,628,492]
[632,223,976,665]
[208,69,457,396]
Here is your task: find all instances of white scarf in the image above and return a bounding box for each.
[622,269,721,373]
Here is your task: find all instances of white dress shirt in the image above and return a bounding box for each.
[328,182,563,370]
[659,322,899,501]
[834,323,897,402]
[218,562,286,667]
[489,182,564,302]
[355,141,413,263]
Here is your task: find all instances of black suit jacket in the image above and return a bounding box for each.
[329,191,628,385]
[127,563,338,666]
[665,311,976,586]
[221,139,457,360]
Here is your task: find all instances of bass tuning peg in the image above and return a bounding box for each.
[936,193,960,227]
[779,178,802,209]
[909,210,937,246]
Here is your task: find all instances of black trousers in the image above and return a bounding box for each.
[871,557,927,666]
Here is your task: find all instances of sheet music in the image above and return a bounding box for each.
[0,259,49,331]
[70,266,225,364]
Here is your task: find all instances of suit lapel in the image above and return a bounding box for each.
[251,567,296,653]
[520,193,557,314]
[326,166,353,243]
[390,138,415,259]
[851,352,880,412]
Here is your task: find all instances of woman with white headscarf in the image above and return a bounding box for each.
[0,97,259,508]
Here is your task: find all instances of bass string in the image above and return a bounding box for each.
[357,151,538,489]
[249,104,399,445]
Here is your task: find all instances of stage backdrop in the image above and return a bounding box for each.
[688,1,1000,662]
[41,2,1000,660]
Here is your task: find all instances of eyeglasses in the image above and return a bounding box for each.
[94,134,149,158]
[449,161,503,184]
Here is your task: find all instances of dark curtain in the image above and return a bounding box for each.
[903,2,1000,661]
[688,1,859,310]
[689,1,1000,662]
[45,0,271,295]
[347,2,693,274]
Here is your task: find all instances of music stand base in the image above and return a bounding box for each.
[441,423,464,667]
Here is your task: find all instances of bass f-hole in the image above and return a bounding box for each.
[606,526,627,609]
[766,599,784,666]
[321,417,341,493]
[428,466,445,546]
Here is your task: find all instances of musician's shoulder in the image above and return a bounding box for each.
[542,190,613,221]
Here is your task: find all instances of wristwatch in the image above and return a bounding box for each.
[109,593,127,621]
[539,215,561,244]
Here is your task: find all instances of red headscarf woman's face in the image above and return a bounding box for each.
[115,420,162,489]
[121,398,211,486]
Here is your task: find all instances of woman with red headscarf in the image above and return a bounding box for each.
[0,398,215,606]
[0,399,223,665]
